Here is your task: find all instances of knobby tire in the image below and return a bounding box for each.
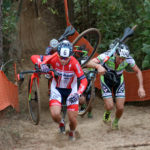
[72,28,101,67]
[78,76,95,116]
[28,77,40,125]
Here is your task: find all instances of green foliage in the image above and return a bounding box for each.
[2,0,17,63]
[42,0,48,4]
[47,7,58,15]
[2,0,17,40]
[73,0,150,70]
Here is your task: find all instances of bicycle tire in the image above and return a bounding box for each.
[27,76,40,125]
[78,76,95,116]
[72,28,101,67]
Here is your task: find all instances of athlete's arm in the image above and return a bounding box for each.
[78,77,88,95]
[132,64,146,98]
[73,60,88,95]
[86,58,106,75]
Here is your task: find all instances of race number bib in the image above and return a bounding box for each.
[60,48,70,57]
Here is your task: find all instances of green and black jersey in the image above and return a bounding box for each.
[96,51,136,99]
[96,51,135,75]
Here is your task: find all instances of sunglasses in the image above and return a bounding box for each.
[59,56,69,60]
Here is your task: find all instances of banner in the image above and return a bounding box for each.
[0,71,19,111]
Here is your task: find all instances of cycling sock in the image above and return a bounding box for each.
[104,110,111,117]
[69,130,75,135]
[105,110,111,114]
[113,117,119,124]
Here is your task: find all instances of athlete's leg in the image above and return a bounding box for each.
[115,97,125,119]
[111,97,125,129]
[100,75,114,122]
[67,110,78,140]
[112,75,125,129]
[68,110,78,131]
[67,92,79,140]
[103,97,114,122]
[49,79,62,123]
[50,105,61,123]
[103,97,114,111]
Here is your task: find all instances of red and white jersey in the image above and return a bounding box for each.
[45,53,85,88]
[31,53,87,95]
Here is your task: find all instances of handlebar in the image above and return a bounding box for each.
[18,68,58,82]
[19,68,57,74]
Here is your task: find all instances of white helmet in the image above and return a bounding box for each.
[116,44,130,58]
[49,39,59,48]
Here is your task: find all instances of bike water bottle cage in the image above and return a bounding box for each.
[57,40,73,57]
[50,39,59,48]
[116,43,130,58]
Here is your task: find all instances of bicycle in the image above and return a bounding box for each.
[78,25,137,117]
[58,26,101,67]
[18,66,58,125]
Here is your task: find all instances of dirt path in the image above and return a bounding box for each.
[2,94,149,150]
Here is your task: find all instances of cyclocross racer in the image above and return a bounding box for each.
[31,40,88,140]
[86,43,146,129]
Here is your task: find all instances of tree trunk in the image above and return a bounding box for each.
[0,0,3,66]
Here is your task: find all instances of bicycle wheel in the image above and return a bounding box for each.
[72,28,101,67]
[78,76,95,116]
[27,76,40,125]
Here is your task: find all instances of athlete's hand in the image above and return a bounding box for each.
[40,64,49,73]
[97,65,106,75]
[67,93,80,104]
[138,87,146,98]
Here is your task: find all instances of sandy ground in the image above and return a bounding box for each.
[1,89,150,150]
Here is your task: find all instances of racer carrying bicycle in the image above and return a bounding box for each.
[44,39,59,95]
[45,38,59,55]
[86,41,146,129]
[31,40,88,140]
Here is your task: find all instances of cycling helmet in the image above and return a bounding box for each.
[49,39,59,49]
[57,40,73,57]
[109,38,120,49]
[116,43,130,58]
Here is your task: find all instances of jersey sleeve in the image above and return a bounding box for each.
[126,56,136,68]
[97,53,107,63]
[42,53,57,65]
[73,58,88,95]
[73,58,85,79]
[30,55,42,65]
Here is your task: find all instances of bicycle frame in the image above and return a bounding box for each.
[101,25,137,66]
[28,73,39,101]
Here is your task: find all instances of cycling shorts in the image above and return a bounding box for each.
[49,80,79,111]
[100,74,125,99]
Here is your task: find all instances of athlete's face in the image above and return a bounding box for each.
[115,55,126,64]
[59,56,70,65]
